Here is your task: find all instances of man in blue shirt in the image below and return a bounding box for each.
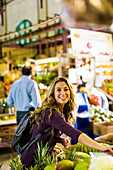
[7,66,42,124]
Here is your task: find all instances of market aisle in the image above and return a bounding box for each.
[0,147,17,170]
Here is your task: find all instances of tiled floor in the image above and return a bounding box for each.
[0,147,17,170]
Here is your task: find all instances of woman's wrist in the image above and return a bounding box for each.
[78,133,104,151]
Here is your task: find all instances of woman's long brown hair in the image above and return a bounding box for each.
[33,77,77,127]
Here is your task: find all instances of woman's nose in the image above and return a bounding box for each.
[61,90,65,95]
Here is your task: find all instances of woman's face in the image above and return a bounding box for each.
[54,81,70,106]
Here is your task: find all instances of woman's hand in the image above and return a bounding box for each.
[78,133,113,154]
[60,138,70,148]
[64,138,70,148]
[100,145,113,153]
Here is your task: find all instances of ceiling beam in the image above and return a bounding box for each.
[0,16,61,41]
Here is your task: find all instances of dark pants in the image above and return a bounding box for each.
[16,111,29,125]
[17,108,35,125]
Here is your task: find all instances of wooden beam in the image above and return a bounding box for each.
[0,16,61,41]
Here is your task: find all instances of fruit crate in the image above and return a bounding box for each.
[93,121,113,136]
[0,113,16,121]
[0,125,17,139]
[0,115,17,148]
[0,138,1,144]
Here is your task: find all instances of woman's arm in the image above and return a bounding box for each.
[46,109,113,153]
[78,133,113,153]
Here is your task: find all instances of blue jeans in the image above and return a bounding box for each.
[17,111,29,125]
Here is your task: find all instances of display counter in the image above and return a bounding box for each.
[0,119,16,126]
[97,87,113,101]
[97,87,113,111]
[0,113,17,148]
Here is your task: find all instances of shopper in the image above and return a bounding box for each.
[77,75,86,92]
[20,77,113,168]
[88,87,109,110]
[77,78,109,110]
[7,65,42,124]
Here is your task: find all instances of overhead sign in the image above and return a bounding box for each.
[70,29,113,56]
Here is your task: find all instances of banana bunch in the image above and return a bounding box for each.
[76,142,101,154]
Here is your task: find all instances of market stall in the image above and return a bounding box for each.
[6,141,113,170]
[0,113,17,148]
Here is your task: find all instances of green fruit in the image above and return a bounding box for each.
[76,143,102,154]
[84,146,89,154]
[80,145,84,152]
[56,160,74,170]
[74,162,89,170]
[76,143,81,151]
[83,157,91,165]
[76,143,90,153]
[75,152,90,160]
[44,164,56,170]
[73,158,83,167]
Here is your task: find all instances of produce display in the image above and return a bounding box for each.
[0,98,15,115]
[101,79,113,96]
[7,141,113,170]
[89,105,113,122]
[35,72,58,87]
[4,69,21,96]
[0,81,6,98]
[76,142,102,154]
[0,114,16,121]
[44,143,112,170]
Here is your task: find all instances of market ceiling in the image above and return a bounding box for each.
[0,0,113,64]
[1,0,113,50]
[1,1,113,42]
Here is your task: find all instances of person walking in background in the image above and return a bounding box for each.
[88,86,109,110]
[20,77,113,168]
[7,65,42,124]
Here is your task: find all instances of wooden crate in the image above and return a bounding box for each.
[0,125,17,137]
[93,121,113,136]
[0,113,17,148]
[0,124,17,147]
[0,138,2,144]
[1,135,14,142]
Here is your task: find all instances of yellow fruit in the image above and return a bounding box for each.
[74,162,89,170]
[44,164,56,170]
[75,152,90,160]
[12,116,16,119]
[73,158,83,167]
[56,160,74,170]
[3,116,9,120]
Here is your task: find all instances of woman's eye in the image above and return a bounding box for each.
[57,88,61,91]
[56,88,69,92]
[64,88,69,91]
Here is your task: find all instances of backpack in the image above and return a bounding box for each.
[11,112,52,155]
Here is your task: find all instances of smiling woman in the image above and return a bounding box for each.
[20,76,113,169]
